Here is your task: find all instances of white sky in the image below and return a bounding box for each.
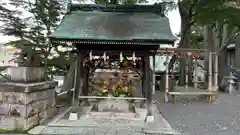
[0,0,181,43]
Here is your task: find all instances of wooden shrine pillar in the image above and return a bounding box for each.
[72,51,83,111]
[140,56,146,108]
[82,52,90,106]
[74,52,82,99]
[152,54,156,95]
[144,54,152,115]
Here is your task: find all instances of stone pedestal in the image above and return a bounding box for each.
[0,67,58,131]
[6,67,45,83]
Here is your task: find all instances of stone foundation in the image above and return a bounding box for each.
[0,81,57,131]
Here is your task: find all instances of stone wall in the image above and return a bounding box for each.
[0,81,57,131]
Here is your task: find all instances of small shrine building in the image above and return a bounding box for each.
[49,4,177,114]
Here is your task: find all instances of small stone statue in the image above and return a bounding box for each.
[31,54,41,66]
[17,51,41,67]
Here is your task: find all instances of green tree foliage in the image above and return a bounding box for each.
[190,25,204,49]
[167,0,240,49]
[0,0,74,77]
[166,0,240,85]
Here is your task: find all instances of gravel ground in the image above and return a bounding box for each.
[154,91,240,135]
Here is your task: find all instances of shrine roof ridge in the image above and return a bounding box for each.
[69,4,165,14]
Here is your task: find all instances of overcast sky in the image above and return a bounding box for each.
[0,0,181,43]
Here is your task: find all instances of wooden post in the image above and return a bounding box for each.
[213,53,218,91]
[72,53,82,111]
[164,50,169,103]
[140,56,145,108]
[72,57,78,112]
[77,52,88,106]
[185,52,189,91]
[193,58,198,88]
[152,55,156,95]
[185,55,188,91]
[208,52,213,91]
[144,54,152,115]
[78,52,84,104]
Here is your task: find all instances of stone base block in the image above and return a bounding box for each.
[0,81,58,93]
[0,107,56,131]
[0,88,55,105]
[0,98,55,118]
[6,67,45,83]
[0,114,38,131]
[0,82,57,131]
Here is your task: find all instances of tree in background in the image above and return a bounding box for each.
[0,0,150,78]
[0,0,75,78]
[166,0,240,85]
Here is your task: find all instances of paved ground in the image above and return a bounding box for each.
[30,103,175,135]
[6,88,240,135]
[153,91,240,135]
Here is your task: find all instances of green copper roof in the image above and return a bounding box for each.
[49,5,177,44]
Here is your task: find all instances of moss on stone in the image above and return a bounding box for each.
[0,129,28,134]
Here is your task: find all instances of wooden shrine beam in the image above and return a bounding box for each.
[90,50,154,57]
[156,50,206,57]
[157,48,207,52]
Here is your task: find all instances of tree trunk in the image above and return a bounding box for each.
[235,35,240,68]
[110,0,118,4]
[188,56,193,86]
[219,24,228,70]
[168,2,192,86]
[203,25,214,88]
[174,2,191,86]
[178,21,190,85]
[179,57,186,85]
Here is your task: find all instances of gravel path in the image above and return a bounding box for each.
[154,91,240,135]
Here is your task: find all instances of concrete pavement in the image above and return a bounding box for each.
[154,91,240,135]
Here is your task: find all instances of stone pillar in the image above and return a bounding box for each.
[0,67,57,131]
